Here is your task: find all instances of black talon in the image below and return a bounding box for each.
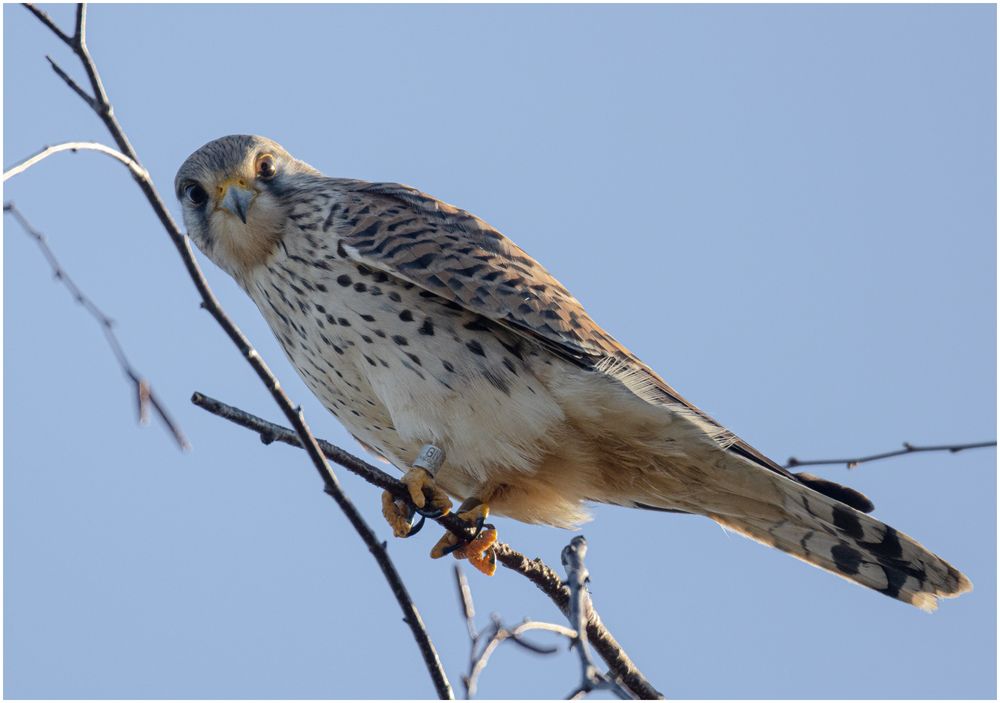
[443,520,496,556]
[470,514,487,539]
[415,505,445,519]
[440,537,465,556]
[403,513,426,537]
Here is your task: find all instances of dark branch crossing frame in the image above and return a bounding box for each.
[16,4,453,699]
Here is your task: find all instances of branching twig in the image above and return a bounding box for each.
[23,3,73,44]
[20,5,452,698]
[785,440,996,470]
[4,202,188,449]
[454,566,577,698]
[562,537,632,700]
[4,141,147,182]
[190,391,664,699]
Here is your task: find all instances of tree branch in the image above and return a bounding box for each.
[454,566,575,698]
[44,55,98,111]
[454,562,633,700]
[190,391,665,699]
[23,3,73,45]
[561,537,632,700]
[4,201,188,449]
[4,141,147,182]
[20,4,452,698]
[785,440,996,470]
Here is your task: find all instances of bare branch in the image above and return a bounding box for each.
[785,440,997,470]
[74,3,85,44]
[464,619,502,698]
[455,565,478,640]
[26,3,137,159]
[465,618,570,698]
[455,566,578,698]
[191,391,407,494]
[455,552,635,700]
[563,536,598,692]
[4,202,188,449]
[44,55,97,110]
[191,391,664,699]
[561,537,632,700]
[23,4,73,45]
[4,141,147,183]
[22,5,452,698]
[492,542,660,698]
[506,622,573,654]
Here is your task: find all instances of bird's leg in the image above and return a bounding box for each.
[430,497,498,576]
[380,444,452,537]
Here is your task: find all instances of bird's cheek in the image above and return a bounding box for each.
[181,211,211,252]
[246,195,285,232]
[209,207,282,274]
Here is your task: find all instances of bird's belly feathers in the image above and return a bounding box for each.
[244,251,567,498]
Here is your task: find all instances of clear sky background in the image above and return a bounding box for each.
[3,3,996,699]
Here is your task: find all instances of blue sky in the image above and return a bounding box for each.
[4,3,996,699]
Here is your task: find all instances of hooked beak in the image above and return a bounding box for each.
[218,181,255,224]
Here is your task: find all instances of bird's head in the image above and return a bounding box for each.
[175,134,317,278]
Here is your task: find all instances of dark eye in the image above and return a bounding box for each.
[184,182,208,206]
[256,153,276,180]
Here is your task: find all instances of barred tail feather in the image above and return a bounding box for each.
[713,515,967,611]
[706,474,972,612]
[631,451,972,611]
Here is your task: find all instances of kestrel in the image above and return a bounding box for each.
[176,135,970,610]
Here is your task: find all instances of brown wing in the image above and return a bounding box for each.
[330,180,801,482]
[337,181,615,361]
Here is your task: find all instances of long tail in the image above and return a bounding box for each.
[640,454,972,611]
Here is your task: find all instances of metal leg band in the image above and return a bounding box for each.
[413,443,446,477]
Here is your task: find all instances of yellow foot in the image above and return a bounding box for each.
[459,527,498,576]
[401,467,452,518]
[381,490,414,538]
[429,502,498,576]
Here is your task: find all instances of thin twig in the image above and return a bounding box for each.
[21,5,452,698]
[44,56,98,110]
[191,391,664,699]
[785,440,997,470]
[4,202,188,449]
[23,3,73,44]
[561,537,632,700]
[455,565,478,641]
[563,537,598,694]
[4,141,147,182]
[493,546,659,698]
[467,618,578,698]
[454,565,577,698]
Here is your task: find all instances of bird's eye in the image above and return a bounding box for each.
[256,153,277,180]
[185,182,208,206]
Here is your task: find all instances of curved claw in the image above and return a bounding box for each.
[471,515,487,539]
[439,520,494,555]
[439,536,466,556]
[415,505,446,519]
[403,513,426,537]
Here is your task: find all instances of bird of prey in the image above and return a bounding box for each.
[176,135,970,610]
